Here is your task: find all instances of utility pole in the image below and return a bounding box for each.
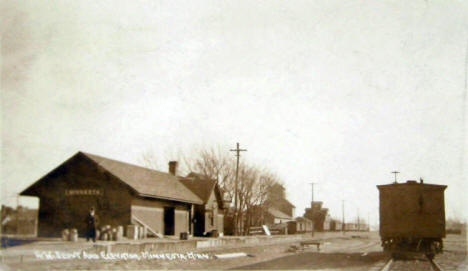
[342,200,345,234]
[357,208,360,232]
[309,183,317,236]
[391,171,400,183]
[16,194,20,235]
[230,142,247,235]
[309,183,317,204]
[368,212,370,232]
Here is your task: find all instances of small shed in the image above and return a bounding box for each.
[295,216,313,233]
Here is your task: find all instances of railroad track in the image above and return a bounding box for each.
[378,255,444,271]
[428,257,444,271]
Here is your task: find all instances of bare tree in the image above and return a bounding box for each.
[141,147,191,175]
[249,170,284,234]
[236,163,255,234]
[182,148,288,235]
[184,146,237,202]
[232,165,286,235]
[140,150,161,170]
[140,145,289,236]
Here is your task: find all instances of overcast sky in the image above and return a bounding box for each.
[2,0,467,225]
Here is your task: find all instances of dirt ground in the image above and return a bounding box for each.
[2,240,298,270]
[1,232,379,270]
[2,232,466,271]
[234,234,467,271]
[433,234,467,271]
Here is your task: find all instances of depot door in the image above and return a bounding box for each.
[164,207,175,235]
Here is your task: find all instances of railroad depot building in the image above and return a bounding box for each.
[20,152,226,238]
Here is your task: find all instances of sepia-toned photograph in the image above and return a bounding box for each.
[1,1,467,270]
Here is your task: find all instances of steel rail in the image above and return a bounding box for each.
[380,258,394,271]
[427,256,444,271]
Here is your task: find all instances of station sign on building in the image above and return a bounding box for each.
[20,152,226,238]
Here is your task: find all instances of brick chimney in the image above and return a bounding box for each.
[168,161,178,175]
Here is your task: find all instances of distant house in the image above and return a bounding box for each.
[344,223,357,231]
[258,208,294,235]
[323,214,332,231]
[275,198,296,219]
[330,219,342,231]
[266,208,294,224]
[242,182,297,234]
[304,201,329,231]
[344,222,368,231]
[446,219,466,235]
[295,216,313,233]
[20,152,226,237]
[246,205,295,235]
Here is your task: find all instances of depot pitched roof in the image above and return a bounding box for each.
[178,173,217,202]
[21,152,204,204]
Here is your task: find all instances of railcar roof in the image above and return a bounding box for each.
[377,181,447,189]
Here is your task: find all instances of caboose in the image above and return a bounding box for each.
[377,180,447,258]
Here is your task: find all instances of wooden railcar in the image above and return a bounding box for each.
[377,180,447,258]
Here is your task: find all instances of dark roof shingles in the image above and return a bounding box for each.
[179,172,217,203]
[82,152,203,204]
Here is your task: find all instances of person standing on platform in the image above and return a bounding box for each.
[85,207,99,242]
